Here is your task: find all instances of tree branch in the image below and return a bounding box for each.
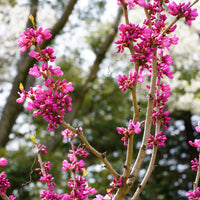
[61,121,120,179]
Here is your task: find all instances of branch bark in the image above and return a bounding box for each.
[0,0,79,148]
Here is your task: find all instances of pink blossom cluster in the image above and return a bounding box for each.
[117,120,141,145]
[0,158,16,199]
[186,187,200,200]
[18,27,51,53]
[35,146,65,199]
[115,0,185,136]
[36,160,56,190]
[115,0,198,122]
[0,172,10,195]
[36,144,96,200]
[151,81,171,130]
[0,157,7,167]
[117,68,146,92]
[38,144,48,154]
[191,158,199,171]
[107,177,122,195]
[62,129,78,139]
[94,194,114,200]
[196,121,200,133]
[147,131,167,148]
[186,121,200,198]
[117,0,146,9]
[65,176,97,200]
[189,139,200,149]
[29,48,56,62]
[61,135,97,199]
[17,26,74,131]
[68,145,89,161]
[168,1,198,26]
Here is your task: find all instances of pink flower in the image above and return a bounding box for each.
[37,144,47,154]
[128,120,141,134]
[49,66,64,77]
[117,69,145,92]
[137,68,146,83]
[40,189,63,200]
[18,27,52,53]
[39,174,54,184]
[117,0,146,9]
[191,158,199,171]
[29,47,56,62]
[67,176,97,199]
[94,194,112,200]
[168,1,198,26]
[18,34,32,53]
[117,71,136,92]
[36,161,51,175]
[0,157,7,167]
[17,84,73,131]
[68,146,89,161]
[29,64,42,78]
[0,172,10,195]
[110,177,122,188]
[117,120,141,145]
[59,80,74,93]
[62,159,85,172]
[16,89,28,103]
[115,23,151,54]
[147,131,167,148]
[61,129,72,139]
[35,27,52,44]
[8,195,16,200]
[196,121,200,133]
[189,139,200,149]
[186,187,200,199]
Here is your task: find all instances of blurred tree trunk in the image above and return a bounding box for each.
[0,0,79,148]
[46,7,123,152]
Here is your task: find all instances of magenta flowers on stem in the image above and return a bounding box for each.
[117,120,141,145]
[191,158,199,171]
[189,139,200,149]
[0,172,10,195]
[186,187,200,199]
[17,25,74,131]
[147,131,167,148]
[18,27,51,53]
[117,68,146,92]
[0,157,7,167]
[168,1,198,26]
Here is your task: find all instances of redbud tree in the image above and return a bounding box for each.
[0,0,199,199]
